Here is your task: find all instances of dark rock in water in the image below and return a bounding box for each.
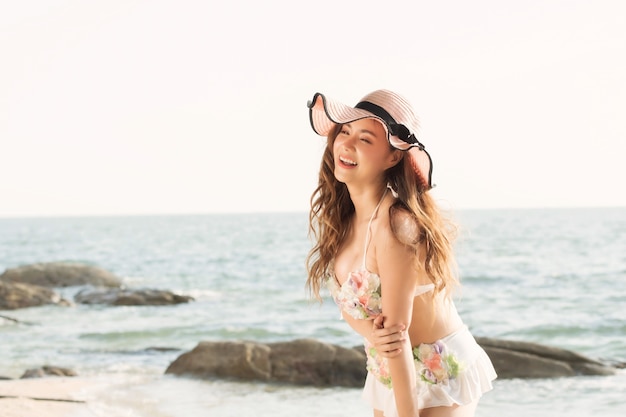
[20,366,77,379]
[144,346,183,353]
[0,262,122,288]
[0,281,70,310]
[74,288,194,306]
[165,338,366,387]
[268,339,366,386]
[166,337,618,387]
[475,337,616,378]
[115,346,183,355]
[166,340,272,381]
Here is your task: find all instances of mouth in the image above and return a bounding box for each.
[339,156,357,167]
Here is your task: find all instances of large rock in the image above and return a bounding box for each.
[268,339,366,386]
[166,337,618,387]
[74,288,194,306]
[475,336,615,378]
[165,338,367,387]
[0,281,69,310]
[0,262,122,288]
[166,341,272,381]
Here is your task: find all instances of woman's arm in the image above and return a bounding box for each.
[377,228,420,417]
[339,311,377,340]
[371,315,406,357]
[338,299,407,350]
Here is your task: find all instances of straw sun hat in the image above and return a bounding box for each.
[307,89,433,190]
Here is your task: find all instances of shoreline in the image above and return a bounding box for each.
[0,376,94,417]
[0,373,190,417]
[0,374,166,417]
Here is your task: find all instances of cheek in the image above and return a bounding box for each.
[332,137,344,154]
[366,145,390,161]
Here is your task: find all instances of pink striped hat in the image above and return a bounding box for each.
[307,89,433,189]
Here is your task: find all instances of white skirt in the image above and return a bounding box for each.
[361,325,497,417]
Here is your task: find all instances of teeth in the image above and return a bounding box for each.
[340,156,357,166]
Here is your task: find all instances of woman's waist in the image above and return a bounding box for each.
[363,324,480,387]
[408,321,466,346]
[364,322,472,352]
[406,307,465,345]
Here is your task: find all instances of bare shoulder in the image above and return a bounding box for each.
[372,204,418,265]
[373,205,420,291]
[389,205,421,245]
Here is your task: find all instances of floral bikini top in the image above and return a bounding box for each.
[326,189,435,320]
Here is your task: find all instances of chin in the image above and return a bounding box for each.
[333,170,349,184]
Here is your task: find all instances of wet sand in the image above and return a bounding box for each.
[0,377,93,417]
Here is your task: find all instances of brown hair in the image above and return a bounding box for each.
[305,124,459,301]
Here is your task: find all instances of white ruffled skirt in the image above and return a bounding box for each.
[362,325,497,417]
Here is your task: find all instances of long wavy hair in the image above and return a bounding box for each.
[305,124,459,301]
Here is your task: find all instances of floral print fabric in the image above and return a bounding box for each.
[365,339,464,389]
[326,266,464,388]
[365,340,392,388]
[326,268,382,319]
[413,341,463,385]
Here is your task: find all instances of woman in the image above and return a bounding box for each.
[305,89,496,417]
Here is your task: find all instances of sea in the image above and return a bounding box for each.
[1,208,625,417]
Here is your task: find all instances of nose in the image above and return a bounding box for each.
[338,132,357,149]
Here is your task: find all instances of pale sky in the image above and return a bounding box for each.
[1,0,625,217]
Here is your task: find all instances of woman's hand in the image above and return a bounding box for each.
[371,315,406,358]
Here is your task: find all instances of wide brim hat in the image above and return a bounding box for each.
[307,89,433,189]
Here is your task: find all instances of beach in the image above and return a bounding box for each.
[2,372,626,417]
[1,209,625,416]
[0,377,91,417]
[0,373,376,417]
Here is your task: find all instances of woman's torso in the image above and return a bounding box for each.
[331,199,464,346]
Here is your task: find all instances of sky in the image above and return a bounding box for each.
[1,0,625,217]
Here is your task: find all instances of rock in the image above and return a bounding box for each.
[166,341,272,381]
[165,339,367,387]
[144,347,182,353]
[166,338,366,387]
[20,366,77,379]
[0,281,69,310]
[268,339,366,386]
[0,262,122,288]
[475,336,616,378]
[166,337,619,387]
[74,288,194,306]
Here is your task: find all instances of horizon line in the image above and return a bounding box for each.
[1,204,625,220]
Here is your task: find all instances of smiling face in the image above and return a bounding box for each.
[332,118,401,187]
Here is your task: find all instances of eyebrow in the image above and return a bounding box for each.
[344,123,380,138]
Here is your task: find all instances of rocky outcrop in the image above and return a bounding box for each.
[166,337,619,387]
[20,366,77,379]
[165,338,367,387]
[0,281,69,310]
[0,262,122,288]
[1,262,193,309]
[74,288,194,306]
[475,336,616,378]
[269,339,366,386]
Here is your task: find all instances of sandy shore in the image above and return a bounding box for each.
[0,377,94,417]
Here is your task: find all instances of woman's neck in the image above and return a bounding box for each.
[348,184,388,224]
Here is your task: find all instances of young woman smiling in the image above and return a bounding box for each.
[305,90,496,417]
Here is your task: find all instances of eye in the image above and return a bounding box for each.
[360,137,371,144]
[340,128,350,135]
